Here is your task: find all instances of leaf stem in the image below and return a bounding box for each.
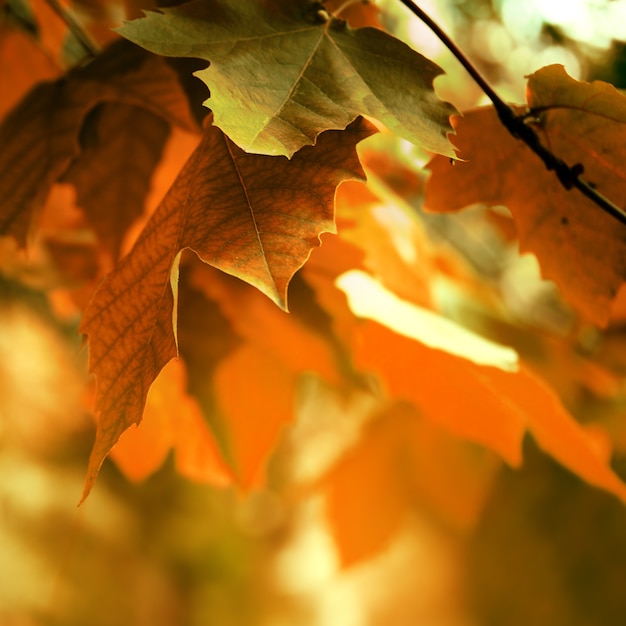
[44,0,100,59]
[397,0,626,227]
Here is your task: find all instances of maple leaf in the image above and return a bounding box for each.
[306,256,626,501]
[80,118,371,499]
[62,103,171,260]
[324,403,498,565]
[425,66,626,326]
[117,0,456,157]
[0,40,197,246]
[353,319,525,464]
[351,319,626,503]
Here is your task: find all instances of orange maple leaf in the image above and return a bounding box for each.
[425,66,626,325]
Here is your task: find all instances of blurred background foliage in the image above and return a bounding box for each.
[3,0,626,624]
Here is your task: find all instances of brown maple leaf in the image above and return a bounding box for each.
[425,66,626,326]
[80,117,374,499]
[0,40,196,246]
[62,103,171,261]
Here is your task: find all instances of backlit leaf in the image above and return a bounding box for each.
[354,320,526,465]
[80,118,370,498]
[353,321,626,502]
[118,0,456,157]
[425,66,626,325]
[213,344,295,489]
[325,403,411,565]
[337,269,518,371]
[324,403,499,565]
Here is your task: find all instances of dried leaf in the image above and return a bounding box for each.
[0,40,196,245]
[80,118,370,498]
[62,103,170,260]
[425,66,626,325]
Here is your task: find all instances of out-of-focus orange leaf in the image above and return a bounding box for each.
[406,416,500,530]
[62,102,170,260]
[354,320,525,465]
[191,265,342,385]
[191,263,344,485]
[110,358,232,485]
[609,282,626,325]
[324,402,499,566]
[0,40,196,245]
[324,403,410,566]
[353,320,626,503]
[44,237,99,285]
[338,191,434,308]
[29,0,68,59]
[494,366,626,502]
[0,26,60,122]
[425,66,626,326]
[213,345,294,489]
[69,0,126,47]
[80,119,369,499]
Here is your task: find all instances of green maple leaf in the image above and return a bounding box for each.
[118,0,456,157]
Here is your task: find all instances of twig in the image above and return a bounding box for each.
[44,0,100,59]
[397,0,626,227]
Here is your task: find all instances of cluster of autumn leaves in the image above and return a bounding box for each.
[3,0,626,566]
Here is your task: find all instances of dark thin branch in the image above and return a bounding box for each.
[397,0,510,119]
[44,0,100,59]
[397,0,626,227]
